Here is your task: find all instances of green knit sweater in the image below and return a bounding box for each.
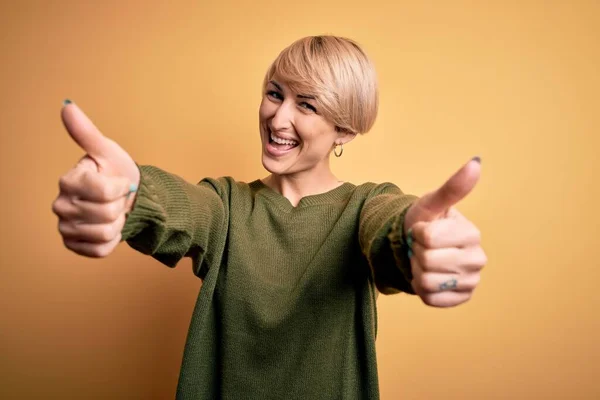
[121,165,418,399]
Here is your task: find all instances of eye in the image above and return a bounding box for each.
[299,102,317,113]
[266,90,283,101]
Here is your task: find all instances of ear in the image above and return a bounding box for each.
[335,126,357,145]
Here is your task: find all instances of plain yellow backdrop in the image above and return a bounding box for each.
[1,0,598,398]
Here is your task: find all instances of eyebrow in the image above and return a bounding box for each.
[269,80,316,100]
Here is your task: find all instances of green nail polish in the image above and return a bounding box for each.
[407,248,413,258]
[63,99,72,106]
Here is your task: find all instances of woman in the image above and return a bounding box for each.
[53,36,486,399]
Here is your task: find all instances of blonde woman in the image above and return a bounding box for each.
[53,36,486,399]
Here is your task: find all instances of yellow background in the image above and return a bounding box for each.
[1,0,598,398]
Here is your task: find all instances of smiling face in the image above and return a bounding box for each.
[258,36,379,179]
[259,77,353,177]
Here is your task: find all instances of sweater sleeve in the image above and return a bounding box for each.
[120,165,227,274]
[358,183,419,295]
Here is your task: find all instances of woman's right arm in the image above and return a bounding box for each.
[121,165,226,268]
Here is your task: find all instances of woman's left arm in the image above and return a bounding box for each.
[358,184,418,295]
[359,157,487,307]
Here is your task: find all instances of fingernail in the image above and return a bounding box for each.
[407,248,413,258]
[472,156,481,164]
[406,228,413,248]
[63,99,72,106]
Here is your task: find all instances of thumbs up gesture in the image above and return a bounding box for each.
[52,101,140,258]
[403,157,487,307]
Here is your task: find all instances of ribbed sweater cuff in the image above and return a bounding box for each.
[121,164,167,242]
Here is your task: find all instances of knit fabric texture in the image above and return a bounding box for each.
[121,165,418,399]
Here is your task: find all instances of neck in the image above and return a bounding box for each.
[262,165,344,207]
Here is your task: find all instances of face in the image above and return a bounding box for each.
[259,76,352,177]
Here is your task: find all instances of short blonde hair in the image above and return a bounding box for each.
[262,36,379,135]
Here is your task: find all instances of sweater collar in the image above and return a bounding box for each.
[250,179,355,210]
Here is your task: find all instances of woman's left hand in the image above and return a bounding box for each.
[403,157,487,307]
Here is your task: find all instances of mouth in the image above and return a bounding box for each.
[265,128,300,156]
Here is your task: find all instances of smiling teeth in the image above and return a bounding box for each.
[270,132,298,146]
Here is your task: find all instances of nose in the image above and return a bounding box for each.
[270,101,294,132]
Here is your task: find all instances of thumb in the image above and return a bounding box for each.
[406,157,482,228]
[61,100,115,161]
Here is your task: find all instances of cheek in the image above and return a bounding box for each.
[298,122,336,150]
[259,99,273,121]
[297,131,334,156]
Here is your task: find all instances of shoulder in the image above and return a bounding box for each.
[351,181,405,201]
[196,176,262,202]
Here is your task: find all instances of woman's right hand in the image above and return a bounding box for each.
[52,101,141,258]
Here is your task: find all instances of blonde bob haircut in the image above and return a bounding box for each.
[262,35,379,135]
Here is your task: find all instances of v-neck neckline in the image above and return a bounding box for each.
[251,179,355,211]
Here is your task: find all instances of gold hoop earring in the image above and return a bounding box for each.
[334,143,344,157]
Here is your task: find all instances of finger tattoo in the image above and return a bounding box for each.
[439,278,458,291]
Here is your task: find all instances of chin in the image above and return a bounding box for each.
[261,153,284,175]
